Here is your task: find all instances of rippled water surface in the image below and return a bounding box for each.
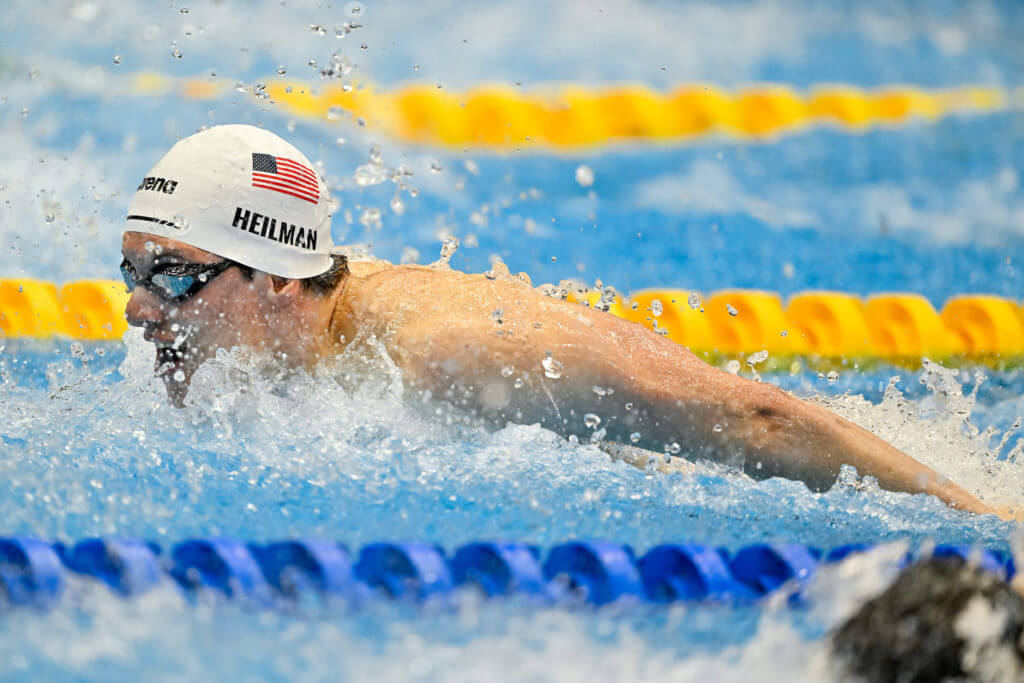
[2,0,1024,680]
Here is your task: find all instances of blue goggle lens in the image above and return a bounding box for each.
[120,261,137,291]
[151,273,197,300]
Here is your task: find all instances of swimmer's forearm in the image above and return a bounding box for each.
[722,386,995,514]
[571,334,996,514]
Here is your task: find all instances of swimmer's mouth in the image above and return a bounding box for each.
[152,341,187,378]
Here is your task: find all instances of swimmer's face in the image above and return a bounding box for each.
[121,232,275,405]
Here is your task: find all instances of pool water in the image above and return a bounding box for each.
[2,0,1024,680]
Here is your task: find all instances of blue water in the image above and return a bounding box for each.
[2,0,1024,680]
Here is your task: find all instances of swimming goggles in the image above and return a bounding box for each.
[120,258,239,303]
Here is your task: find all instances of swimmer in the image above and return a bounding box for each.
[120,125,1005,517]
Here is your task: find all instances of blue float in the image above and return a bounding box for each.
[170,538,271,601]
[0,538,65,607]
[63,538,162,596]
[251,539,356,598]
[639,544,754,602]
[450,542,547,597]
[543,541,643,605]
[729,544,819,596]
[354,542,452,600]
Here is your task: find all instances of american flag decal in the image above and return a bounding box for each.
[251,153,320,204]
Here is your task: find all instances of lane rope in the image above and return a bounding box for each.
[0,536,1011,609]
[4,280,1024,364]
[117,71,1013,148]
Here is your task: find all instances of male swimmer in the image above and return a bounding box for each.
[120,125,1006,517]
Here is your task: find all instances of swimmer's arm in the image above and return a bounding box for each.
[393,291,995,516]
[571,317,997,516]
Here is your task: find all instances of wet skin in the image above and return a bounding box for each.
[123,231,1008,518]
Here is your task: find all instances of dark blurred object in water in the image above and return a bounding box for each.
[831,556,1024,682]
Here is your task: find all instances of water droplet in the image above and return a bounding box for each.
[746,350,769,367]
[575,165,594,187]
[19,107,29,117]
[179,6,189,13]
[360,43,368,50]
[310,24,326,35]
[437,237,460,266]
[429,161,442,174]
[542,352,563,379]
[344,1,364,17]
[713,423,724,433]
[368,143,383,165]
[172,370,185,382]
[584,413,601,429]
[624,402,634,411]
[276,65,286,75]
[326,106,345,121]
[592,385,606,396]
[687,293,701,310]
[112,55,121,65]
[513,377,525,389]
[464,159,479,175]
[725,359,741,374]
[335,137,346,146]
[70,342,84,358]
[726,303,738,317]
[650,299,663,317]
[389,195,405,215]
[44,213,54,223]
[358,207,382,230]
[501,365,515,378]
[353,163,387,187]
[171,48,183,59]
[629,432,641,443]
[666,441,681,454]
[827,370,839,383]
[171,214,187,230]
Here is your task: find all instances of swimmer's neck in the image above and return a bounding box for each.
[320,255,414,354]
[320,258,377,355]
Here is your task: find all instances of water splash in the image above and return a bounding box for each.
[815,360,1024,508]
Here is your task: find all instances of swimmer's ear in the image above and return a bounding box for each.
[265,274,305,302]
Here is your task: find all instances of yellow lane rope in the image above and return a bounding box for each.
[126,72,1011,148]
[5,279,1024,366]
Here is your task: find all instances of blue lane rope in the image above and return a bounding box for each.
[0,537,1013,609]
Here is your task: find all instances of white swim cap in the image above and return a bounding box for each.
[125,124,334,279]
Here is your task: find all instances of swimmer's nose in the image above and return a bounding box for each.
[125,287,166,329]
